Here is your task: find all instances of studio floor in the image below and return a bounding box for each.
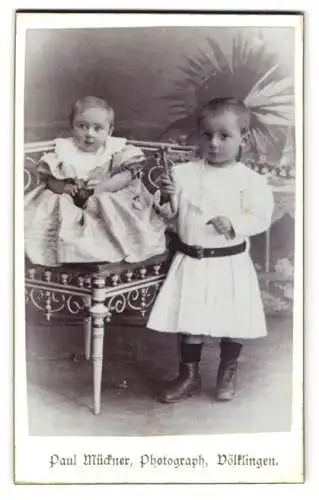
[25,315,293,437]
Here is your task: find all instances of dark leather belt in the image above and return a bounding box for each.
[171,234,246,259]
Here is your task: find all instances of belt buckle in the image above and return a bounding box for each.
[194,245,204,259]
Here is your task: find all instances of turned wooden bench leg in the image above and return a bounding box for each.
[265,227,271,290]
[83,296,92,360]
[90,275,109,415]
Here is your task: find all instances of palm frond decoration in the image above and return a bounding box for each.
[159,30,294,160]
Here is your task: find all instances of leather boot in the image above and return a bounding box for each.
[216,339,242,401]
[158,361,201,403]
[158,341,202,404]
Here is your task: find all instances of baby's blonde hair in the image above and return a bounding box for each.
[70,96,115,129]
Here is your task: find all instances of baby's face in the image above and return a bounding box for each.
[72,107,112,152]
[199,110,244,166]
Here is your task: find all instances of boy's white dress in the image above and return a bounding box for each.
[148,160,274,339]
[24,137,166,266]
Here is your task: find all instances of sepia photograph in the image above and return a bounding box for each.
[14,11,303,484]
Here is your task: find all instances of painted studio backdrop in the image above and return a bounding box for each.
[24,26,295,314]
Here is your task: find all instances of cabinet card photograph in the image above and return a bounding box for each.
[14,11,303,484]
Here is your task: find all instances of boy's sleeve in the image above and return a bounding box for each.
[229,173,274,238]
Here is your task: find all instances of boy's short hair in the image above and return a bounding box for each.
[198,98,251,134]
[70,96,115,128]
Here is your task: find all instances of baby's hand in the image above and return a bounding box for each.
[75,178,87,189]
[158,172,175,196]
[206,216,234,237]
[73,188,94,209]
[64,182,78,197]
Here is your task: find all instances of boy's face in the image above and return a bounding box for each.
[199,110,245,166]
[72,107,112,152]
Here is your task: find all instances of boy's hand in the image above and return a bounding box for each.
[206,216,234,237]
[158,172,175,196]
[64,182,78,197]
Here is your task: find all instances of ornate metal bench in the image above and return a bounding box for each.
[24,139,295,414]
